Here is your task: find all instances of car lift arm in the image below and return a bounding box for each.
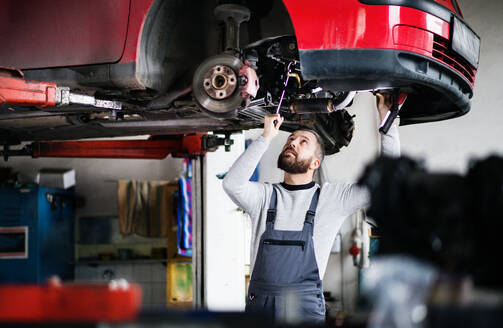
[0,67,57,107]
[0,67,121,109]
[1,133,234,161]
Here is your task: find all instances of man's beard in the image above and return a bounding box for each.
[277,149,312,174]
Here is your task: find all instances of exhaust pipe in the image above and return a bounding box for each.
[289,98,336,114]
[290,92,356,114]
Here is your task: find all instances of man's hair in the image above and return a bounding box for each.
[295,128,325,164]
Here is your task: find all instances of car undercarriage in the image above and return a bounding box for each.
[0,0,478,156]
[0,2,357,155]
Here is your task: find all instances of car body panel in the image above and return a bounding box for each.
[8,0,201,94]
[433,0,458,13]
[0,0,133,69]
[282,0,478,125]
[282,0,476,87]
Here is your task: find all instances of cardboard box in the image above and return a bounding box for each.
[36,168,76,189]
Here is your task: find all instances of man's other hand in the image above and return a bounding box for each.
[376,92,393,122]
[262,114,284,142]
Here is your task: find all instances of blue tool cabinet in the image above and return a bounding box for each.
[0,185,74,283]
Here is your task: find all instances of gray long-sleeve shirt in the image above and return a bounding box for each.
[223,125,400,279]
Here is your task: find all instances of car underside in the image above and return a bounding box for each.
[0,0,479,155]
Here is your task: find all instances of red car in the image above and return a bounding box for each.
[0,0,479,154]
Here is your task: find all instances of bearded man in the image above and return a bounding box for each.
[222,94,399,324]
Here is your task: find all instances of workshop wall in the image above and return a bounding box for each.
[1,154,184,309]
[1,155,183,217]
[400,0,503,172]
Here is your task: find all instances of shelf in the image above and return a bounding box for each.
[75,259,167,265]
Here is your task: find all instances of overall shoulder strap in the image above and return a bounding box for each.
[266,185,278,223]
[305,187,320,225]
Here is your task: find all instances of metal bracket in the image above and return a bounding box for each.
[203,133,235,152]
[1,143,31,161]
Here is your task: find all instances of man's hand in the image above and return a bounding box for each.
[376,92,393,122]
[262,114,284,142]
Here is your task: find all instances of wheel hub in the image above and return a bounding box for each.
[203,65,237,100]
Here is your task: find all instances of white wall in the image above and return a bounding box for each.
[400,0,503,172]
[204,133,247,311]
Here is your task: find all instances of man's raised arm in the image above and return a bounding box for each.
[222,114,284,216]
[376,93,401,157]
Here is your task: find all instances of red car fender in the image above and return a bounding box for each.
[119,0,156,64]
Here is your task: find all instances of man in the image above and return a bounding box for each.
[222,94,399,323]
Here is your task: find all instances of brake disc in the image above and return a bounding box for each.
[192,54,245,118]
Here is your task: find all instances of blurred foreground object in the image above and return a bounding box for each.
[355,155,503,328]
[358,155,503,289]
[0,278,141,323]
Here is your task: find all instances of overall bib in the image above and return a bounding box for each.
[245,186,326,324]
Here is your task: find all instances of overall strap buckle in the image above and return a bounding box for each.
[305,210,315,225]
[304,188,320,225]
[267,209,276,222]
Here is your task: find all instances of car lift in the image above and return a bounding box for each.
[0,68,223,321]
[0,67,233,160]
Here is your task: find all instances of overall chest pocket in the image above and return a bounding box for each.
[263,239,305,251]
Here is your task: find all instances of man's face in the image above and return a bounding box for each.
[277,130,320,174]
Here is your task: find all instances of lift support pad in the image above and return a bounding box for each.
[0,67,57,107]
